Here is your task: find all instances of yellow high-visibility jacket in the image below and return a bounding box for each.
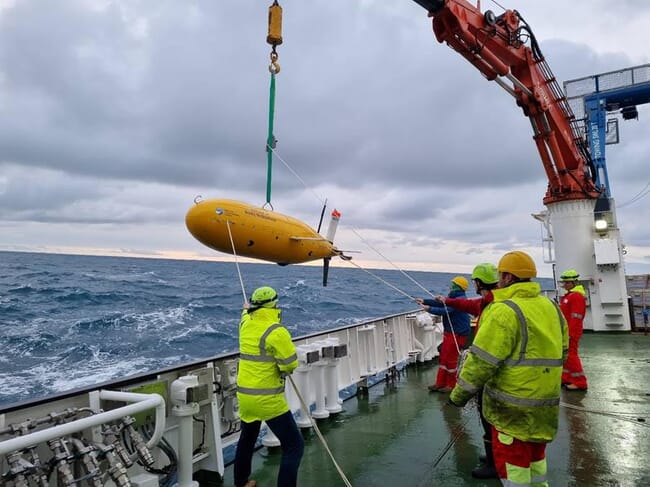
[450,281,569,442]
[236,307,298,423]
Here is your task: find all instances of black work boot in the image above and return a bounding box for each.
[472,440,498,479]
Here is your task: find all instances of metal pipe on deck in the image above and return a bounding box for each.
[0,391,165,456]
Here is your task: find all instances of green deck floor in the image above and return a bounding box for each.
[222,333,650,486]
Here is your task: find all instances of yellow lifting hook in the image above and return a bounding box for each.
[267,0,282,74]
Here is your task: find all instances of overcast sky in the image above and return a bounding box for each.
[1,0,649,277]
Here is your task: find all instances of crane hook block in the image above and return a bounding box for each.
[267,1,283,46]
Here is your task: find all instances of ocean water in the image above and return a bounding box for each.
[0,251,448,406]
[1,251,552,407]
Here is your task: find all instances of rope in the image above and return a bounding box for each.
[228,215,351,483]
[287,375,353,487]
[618,181,650,208]
[348,228,433,296]
[268,146,441,303]
[226,220,247,302]
[428,413,472,470]
[227,197,350,484]
[267,146,327,206]
[262,1,437,301]
[267,145,442,308]
[560,401,650,428]
[340,259,464,360]
[345,260,417,301]
[269,143,467,363]
[441,301,462,355]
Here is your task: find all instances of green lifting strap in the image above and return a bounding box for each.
[266,72,276,206]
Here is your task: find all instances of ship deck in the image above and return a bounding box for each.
[221,332,650,486]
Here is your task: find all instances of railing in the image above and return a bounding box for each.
[0,310,443,481]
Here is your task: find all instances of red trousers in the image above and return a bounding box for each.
[435,332,467,388]
[492,426,549,485]
[562,335,588,389]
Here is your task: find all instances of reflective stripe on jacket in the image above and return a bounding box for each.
[450,281,569,442]
[236,307,298,422]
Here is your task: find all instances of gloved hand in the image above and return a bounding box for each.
[447,396,462,407]
[279,370,293,380]
[447,396,463,408]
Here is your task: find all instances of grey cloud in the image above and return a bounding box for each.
[0,0,649,273]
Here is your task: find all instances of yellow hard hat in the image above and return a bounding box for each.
[497,251,537,279]
[451,276,469,291]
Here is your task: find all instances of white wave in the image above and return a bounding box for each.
[131,306,191,332]
[1,355,185,398]
[163,321,235,343]
[102,270,166,284]
[50,359,152,390]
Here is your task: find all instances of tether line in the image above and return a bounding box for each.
[268,146,438,302]
[415,408,475,487]
[441,302,461,355]
[227,217,352,486]
[345,260,418,301]
[428,414,472,471]
[349,227,433,296]
[287,375,353,487]
[561,402,650,428]
[268,146,327,206]
[226,220,247,302]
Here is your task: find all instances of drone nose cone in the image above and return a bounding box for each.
[185,200,214,245]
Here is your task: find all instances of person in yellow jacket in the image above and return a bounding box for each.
[234,286,303,487]
[449,251,568,487]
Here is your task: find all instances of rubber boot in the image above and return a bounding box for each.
[471,440,497,479]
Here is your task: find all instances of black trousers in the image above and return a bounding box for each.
[234,410,304,487]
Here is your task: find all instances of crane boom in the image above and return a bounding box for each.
[413,0,600,204]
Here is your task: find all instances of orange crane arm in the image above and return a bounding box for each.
[414,0,600,204]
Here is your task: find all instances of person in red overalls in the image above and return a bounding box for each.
[433,263,499,479]
[559,269,588,391]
